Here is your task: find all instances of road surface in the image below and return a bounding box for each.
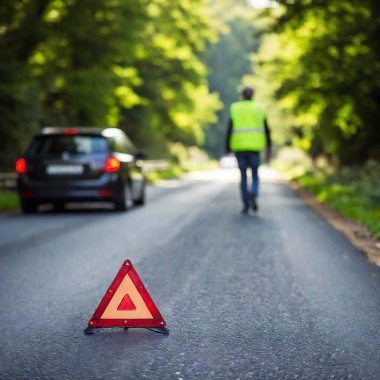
[0,168,379,379]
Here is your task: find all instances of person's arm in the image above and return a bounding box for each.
[264,118,272,161]
[225,118,233,153]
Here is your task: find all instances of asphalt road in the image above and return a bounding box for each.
[0,169,379,380]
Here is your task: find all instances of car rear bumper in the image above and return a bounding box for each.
[17,174,123,203]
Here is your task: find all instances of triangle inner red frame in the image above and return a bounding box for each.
[87,260,166,328]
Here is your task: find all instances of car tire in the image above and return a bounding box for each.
[114,184,131,211]
[53,202,65,212]
[133,182,145,206]
[21,200,39,214]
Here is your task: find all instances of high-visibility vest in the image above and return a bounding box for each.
[230,100,266,152]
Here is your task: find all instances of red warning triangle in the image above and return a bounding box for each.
[86,260,166,329]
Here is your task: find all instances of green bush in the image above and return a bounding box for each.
[0,191,19,211]
[295,161,380,238]
[145,164,184,183]
[272,147,313,179]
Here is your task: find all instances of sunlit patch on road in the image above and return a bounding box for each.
[258,166,284,183]
[154,166,284,188]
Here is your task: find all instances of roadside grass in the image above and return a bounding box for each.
[293,162,380,239]
[0,191,19,212]
[145,164,184,183]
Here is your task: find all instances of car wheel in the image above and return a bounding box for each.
[114,184,131,211]
[133,182,145,206]
[53,202,65,212]
[21,200,39,214]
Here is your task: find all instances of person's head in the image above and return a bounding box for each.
[242,86,254,100]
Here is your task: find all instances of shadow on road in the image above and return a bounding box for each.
[22,202,144,216]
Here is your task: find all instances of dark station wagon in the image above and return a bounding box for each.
[16,127,146,213]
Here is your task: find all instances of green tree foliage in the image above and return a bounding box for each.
[258,0,380,165]
[122,0,221,157]
[0,0,49,169]
[0,0,220,169]
[33,0,146,126]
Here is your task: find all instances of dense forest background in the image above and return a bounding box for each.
[1,0,380,170]
[0,0,222,169]
[257,0,380,165]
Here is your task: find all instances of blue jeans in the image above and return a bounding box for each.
[235,151,260,208]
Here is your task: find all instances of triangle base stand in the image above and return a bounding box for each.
[145,327,170,335]
[84,326,170,335]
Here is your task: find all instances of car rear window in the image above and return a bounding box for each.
[27,135,109,155]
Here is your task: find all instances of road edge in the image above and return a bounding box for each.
[289,181,380,267]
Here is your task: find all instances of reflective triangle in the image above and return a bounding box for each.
[87,260,166,329]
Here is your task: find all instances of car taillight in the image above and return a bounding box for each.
[16,158,27,174]
[98,189,113,197]
[104,157,121,173]
[64,128,79,135]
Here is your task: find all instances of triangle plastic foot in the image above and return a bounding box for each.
[84,327,98,335]
[146,327,170,335]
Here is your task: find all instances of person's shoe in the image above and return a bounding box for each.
[250,194,258,212]
[241,206,249,215]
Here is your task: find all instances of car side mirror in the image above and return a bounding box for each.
[136,151,147,160]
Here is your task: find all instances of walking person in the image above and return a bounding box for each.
[225,86,272,215]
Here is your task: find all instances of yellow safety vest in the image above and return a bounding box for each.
[230,100,266,152]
